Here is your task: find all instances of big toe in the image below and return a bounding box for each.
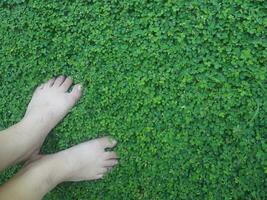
[98,137,117,149]
[69,84,82,102]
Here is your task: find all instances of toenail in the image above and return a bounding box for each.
[108,137,117,145]
[78,84,82,90]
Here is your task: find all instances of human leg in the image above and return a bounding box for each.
[0,137,118,200]
[0,76,82,171]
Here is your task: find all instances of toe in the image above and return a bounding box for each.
[104,159,118,167]
[95,174,104,179]
[33,84,45,94]
[36,84,45,91]
[107,167,112,171]
[98,137,117,148]
[53,75,66,87]
[44,78,56,88]
[69,84,82,101]
[60,76,73,92]
[105,152,118,159]
[99,168,108,174]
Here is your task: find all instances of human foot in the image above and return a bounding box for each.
[0,76,82,171]
[27,137,119,184]
[20,76,82,161]
[0,137,118,200]
[54,136,119,181]
[25,76,82,127]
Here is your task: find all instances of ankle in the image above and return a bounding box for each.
[51,151,74,182]
[24,154,68,188]
[0,154,70,199]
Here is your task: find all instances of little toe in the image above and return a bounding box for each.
[60,76,73,92]
[53,75,66,87]
[36,84,45,91]
[99,168,108,174]
[69,84,82,101]
[105,152,118,159]
[98,137,117,149]
[95,174,104,179]
[104,159,118,167]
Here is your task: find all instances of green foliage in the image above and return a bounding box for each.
[0,0,266,199]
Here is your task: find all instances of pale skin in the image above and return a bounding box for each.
[0,76,119,200]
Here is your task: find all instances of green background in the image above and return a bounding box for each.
[0,0,266,199]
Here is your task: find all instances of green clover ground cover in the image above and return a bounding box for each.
[0,0,266,199]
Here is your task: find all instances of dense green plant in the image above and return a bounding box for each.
[0,0,266,199]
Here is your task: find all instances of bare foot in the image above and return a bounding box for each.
[25,75,82,128]
[55,136,119,181]
[0,137,119,200]
[29,137,119,183]
[19,76,82,161]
